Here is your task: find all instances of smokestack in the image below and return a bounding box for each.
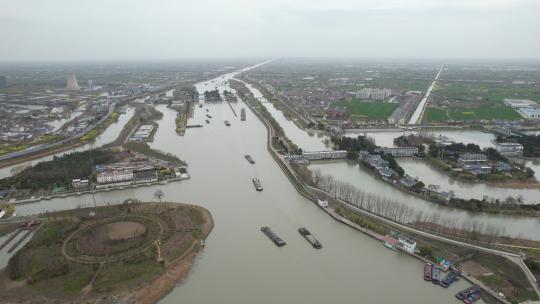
[66,74,80,91]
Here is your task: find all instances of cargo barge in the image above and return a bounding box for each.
[245,154,255,164]
[261,227,286,247]
[455,286,480,301]
[298,227,322,249]
[463,290,481,304]
[252,178,263,191]
[431,266,441,285]
[240,108,246,121]
[440,271,460,288]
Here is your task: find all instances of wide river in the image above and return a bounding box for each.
[5,63,539,303]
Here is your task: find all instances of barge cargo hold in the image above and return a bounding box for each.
[261,227,286,247]
[440,271,460,288]
[298,227,322,249]
[240,108,246,121]
[423,263,432,281]
[455,286,480,301]
[245,154,256,164]
[463,290,481,304]
[252,178,263,191]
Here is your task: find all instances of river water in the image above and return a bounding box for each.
[1,65,487,303]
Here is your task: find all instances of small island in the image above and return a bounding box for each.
[0,145,189,203]
[0,201,213,303]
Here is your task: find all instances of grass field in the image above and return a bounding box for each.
[425,106,521,121]
[433,82,540,104]
[425,108,449,121]
[333,100,398,120]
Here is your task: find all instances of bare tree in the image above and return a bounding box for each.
[154,189,164,203]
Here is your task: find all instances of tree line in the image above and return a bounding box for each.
[312,169,513,242]
[0,149,115,190]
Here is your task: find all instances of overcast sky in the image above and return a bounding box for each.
[1,0,539,61]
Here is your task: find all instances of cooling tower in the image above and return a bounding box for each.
[66,74,80,91]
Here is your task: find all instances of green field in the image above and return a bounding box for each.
[433,82,539,104]
[425,106,521,121]
[333,100,398,120]
[425,108,449,121]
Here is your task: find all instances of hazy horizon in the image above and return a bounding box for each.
[1,0,540,62]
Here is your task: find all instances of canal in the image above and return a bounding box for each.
[3,65,486,303]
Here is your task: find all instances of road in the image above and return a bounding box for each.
[408,65,444,125]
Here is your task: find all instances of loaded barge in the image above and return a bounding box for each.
[253,178,263,191]
[298,227,322,249]
[431,266,441,285]
[440,271,460,288]
[261,227,286,247]
[455,286,480,301]
[245,154,255,164]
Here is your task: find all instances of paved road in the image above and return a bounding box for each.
[408,65,444,125]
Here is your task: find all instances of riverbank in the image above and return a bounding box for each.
[0,202,213,304]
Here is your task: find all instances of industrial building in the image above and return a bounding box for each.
[495,142,524,156]
[129,124,155,142]
[375,147,418,157]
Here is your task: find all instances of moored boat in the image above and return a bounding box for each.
[225,120,231,126]
[440,271,460,288]
[431,266,441,285]
[423,263,432,281]
[456,286,480,300]
[463,290,481,304]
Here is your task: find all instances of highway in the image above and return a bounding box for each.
[408,65,444,125]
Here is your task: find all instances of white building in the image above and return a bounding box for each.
[286,150,347,161]
[504,99,536,108]
[517,107,540,119]
[495,142,524,156]
[355,88,393,100]
[97,170,134,184]
[375,147,418,157]
[72,179,89,189]
[397,238,417,253]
